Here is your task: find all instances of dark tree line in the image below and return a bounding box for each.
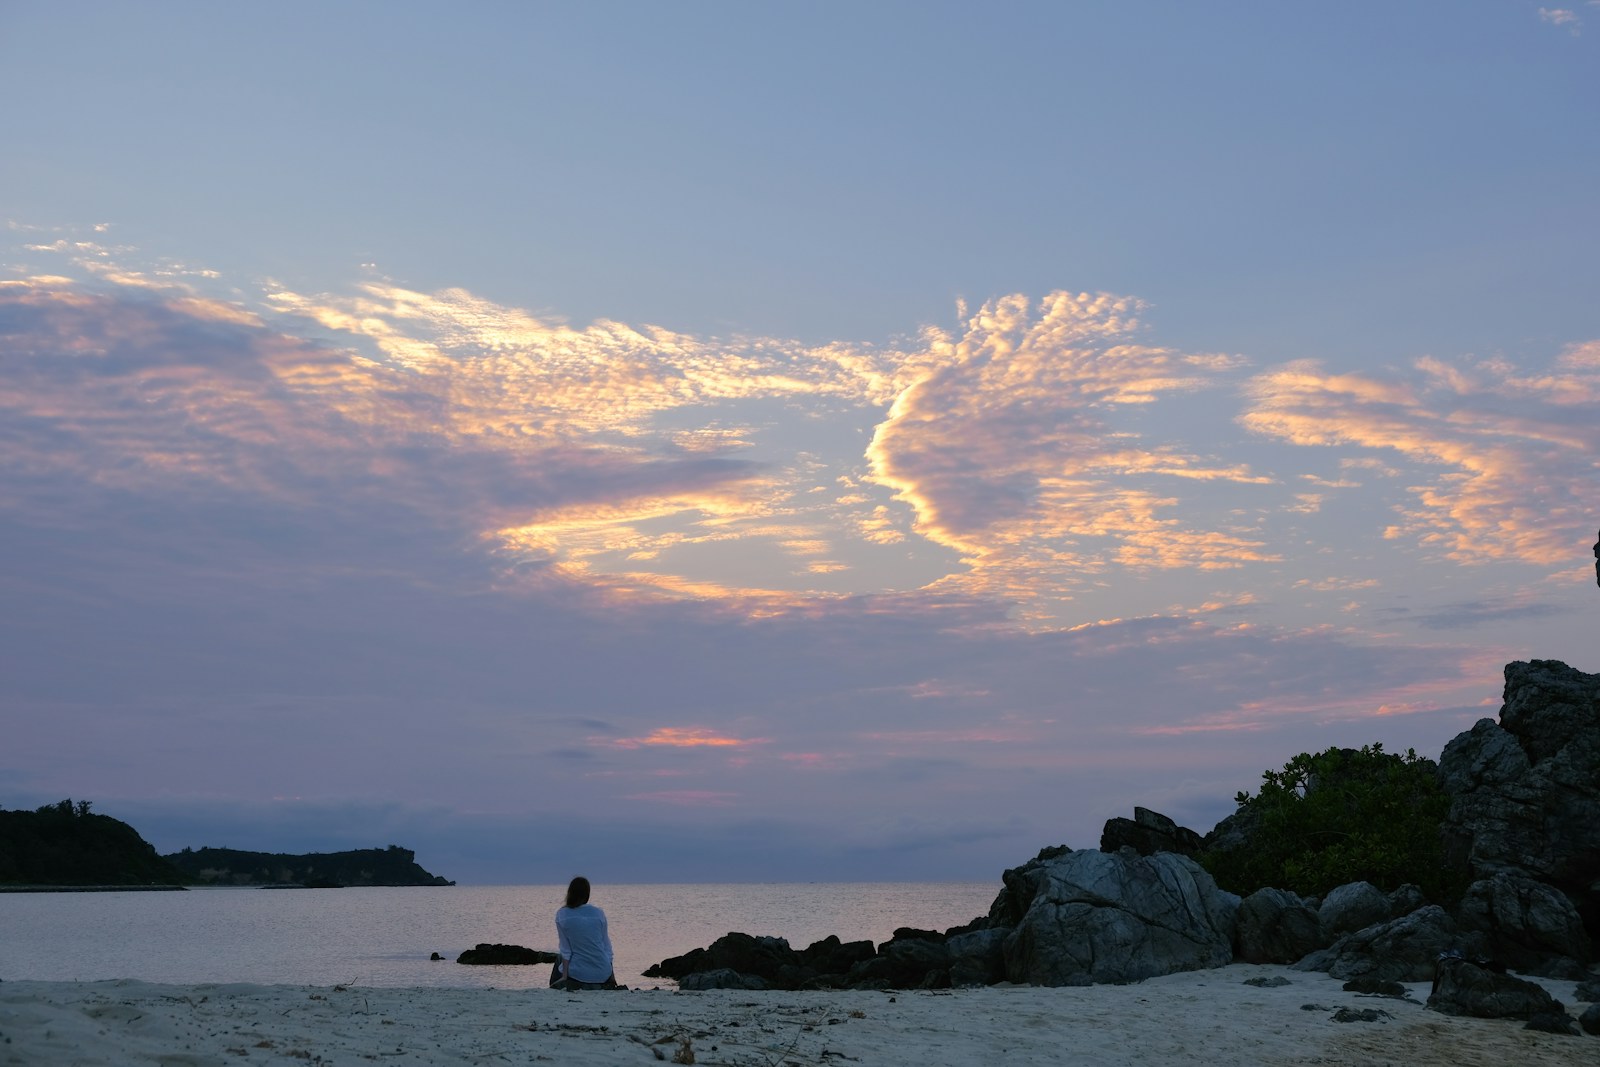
[0,800,187,886]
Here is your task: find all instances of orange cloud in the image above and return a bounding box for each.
[608,728,769,750]
[1242,348,1600,566]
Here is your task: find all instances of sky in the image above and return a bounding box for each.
[2,1,1598,885]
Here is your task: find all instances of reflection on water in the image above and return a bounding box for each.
[0,882,998,989]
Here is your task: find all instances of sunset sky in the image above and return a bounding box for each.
[3,2,1598,884]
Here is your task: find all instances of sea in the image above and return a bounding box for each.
[0,882,999,990]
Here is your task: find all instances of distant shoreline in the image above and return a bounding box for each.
[0,884,189,893]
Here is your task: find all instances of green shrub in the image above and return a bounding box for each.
[1199,744,1460,902]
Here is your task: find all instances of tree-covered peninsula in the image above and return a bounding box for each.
[0,800,454,889]
[0,800,187,888]
[164,845,454,887]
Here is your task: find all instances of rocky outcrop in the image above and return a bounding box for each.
[1426,957,1565,1021]
[1099,807,1203,857]
[1455,872,1591,979]
[1003,849,1238,986]
[1235,887,1320,964]
[1438,660,1600,951]
[1297,905,1465,984]
[648,846,1238,990]
[456,943,558,965]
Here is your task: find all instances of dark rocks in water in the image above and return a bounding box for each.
[642,932,799,984]
[1575,978,1600,1002]
[1426,956,1562,1020]
[456,943,558,965]
[643,923,996,992]
[429,952,444,961]
[1003,848,1237,986]
[1243,976,1292,987]
[1236,887,1321,965]
[1098,807,1202,858]
[1579,1003,1600,1036]
[1438,660,1600,952]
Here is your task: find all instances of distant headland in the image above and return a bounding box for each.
[0,800,454,890]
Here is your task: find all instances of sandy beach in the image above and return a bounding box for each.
[1,964,1591,1067]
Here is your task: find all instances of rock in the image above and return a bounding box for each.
[1455,872,1590,978]
[1099,807,1203,857]
[1002,849,1238,986]
[798,935,875,976]
[1331,1007,1391,1023]
[1427,956,1562,1019]
[1236,887,1321,964]
[1342,978,1409,998]
[455,943,559,965]
[986,845,1071,928]
[1438,660,1600,949]
[1387,884,1426,919]
[875,935,951,987]
[677,968,768,991]
[1243,976,1292,987]
[1575,978,1600,1002]
[945,928,1008,987]
[1318,882,1391,941]
[643,932,798,982]
[1318,906,1464,984]
[1524,1010,1579,1035]
[1580,1003,1600,1035]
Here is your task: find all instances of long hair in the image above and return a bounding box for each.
[565,876,591,909]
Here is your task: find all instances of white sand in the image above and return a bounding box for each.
[1,964,1591,1066]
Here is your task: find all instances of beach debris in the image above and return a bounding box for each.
[671,1036,695,1064]
[1243,976,1292,987]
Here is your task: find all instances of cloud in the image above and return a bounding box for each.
[608,728,768,749]
[1539,7,1582,33]
[863,292,1270,603]
[0,239,1570,881]
[1240,349,1600,568]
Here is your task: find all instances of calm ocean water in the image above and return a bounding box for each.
[0,883,998,990]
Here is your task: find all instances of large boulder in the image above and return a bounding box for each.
[1427,956,1564,1020]
[1236,887,1321,964]
[946,928,1009,987]
[1002,848,1239,986]
[1099,807,1203,857]
[1455,872,1591,978]
[1318,882,1392,940]
[1439,660,1600,945]
[1303,905,1466,984]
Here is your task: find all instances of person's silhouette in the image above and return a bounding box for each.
[1594,530,1599,587]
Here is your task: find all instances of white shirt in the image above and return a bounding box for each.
[555,903,614,984]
